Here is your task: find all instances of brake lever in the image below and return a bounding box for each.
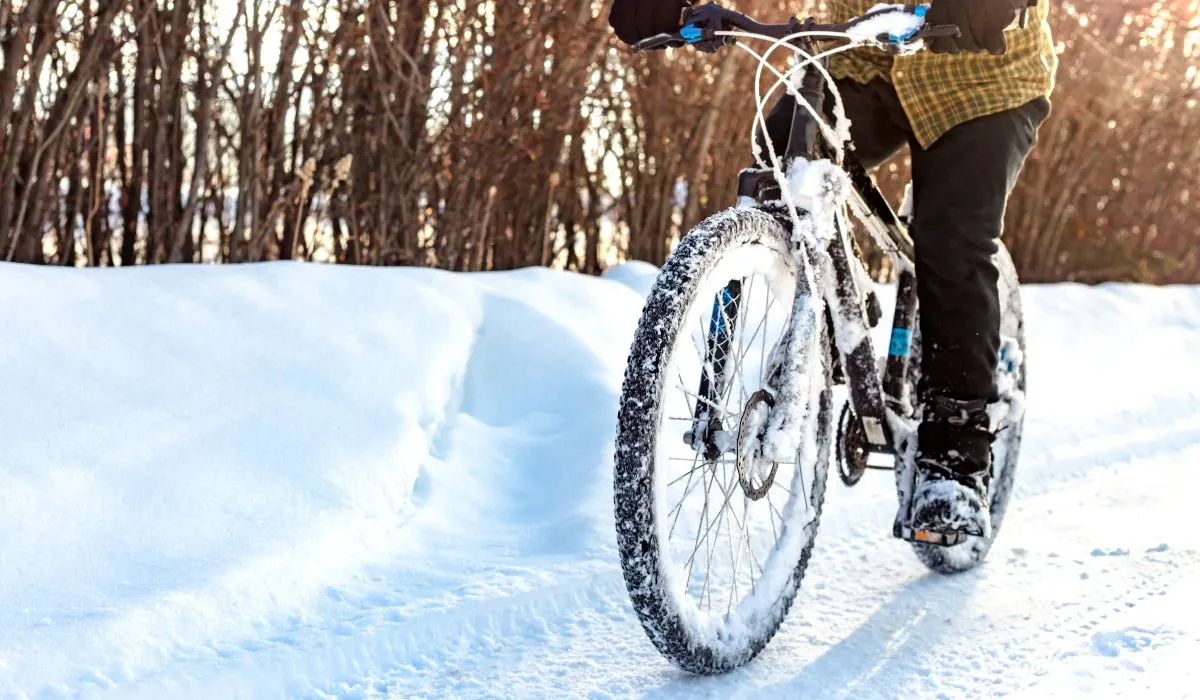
[631,31,684,53]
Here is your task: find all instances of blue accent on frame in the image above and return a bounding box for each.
[681,24,703,43]
[708,288,734,337]
[889,327,913,357]
[1000,345,1016,373]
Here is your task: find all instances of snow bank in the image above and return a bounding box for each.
[601,260,660,298]
[0,262,643,696]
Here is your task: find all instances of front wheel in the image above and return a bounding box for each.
[613,208,834,674]
[904,242,1028,573]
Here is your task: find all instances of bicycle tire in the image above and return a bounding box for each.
[614,207,834,674]
[904,242,1028,573]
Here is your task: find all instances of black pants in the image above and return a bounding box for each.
[763,79,1049,403]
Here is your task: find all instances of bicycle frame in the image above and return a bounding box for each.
[697,36,923,460]
[656,1,1037,556]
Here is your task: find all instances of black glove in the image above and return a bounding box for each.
[682,4,736,54]
[608,0,692,47]
[925,0,1018,56]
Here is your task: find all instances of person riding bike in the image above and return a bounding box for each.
[608,0,1057,542]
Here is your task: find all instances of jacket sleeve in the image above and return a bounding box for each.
[608,0,693,45]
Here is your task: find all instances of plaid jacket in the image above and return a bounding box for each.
[826,0,1059,149]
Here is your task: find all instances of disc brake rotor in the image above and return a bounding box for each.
[736,389,778,500]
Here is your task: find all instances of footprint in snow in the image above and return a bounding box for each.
[1091,627,1157,657]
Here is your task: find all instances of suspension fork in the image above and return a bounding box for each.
[685,279,743,459]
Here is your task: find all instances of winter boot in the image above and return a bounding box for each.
[908,395,995,543]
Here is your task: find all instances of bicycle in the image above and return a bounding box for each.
[612,3,1033,674]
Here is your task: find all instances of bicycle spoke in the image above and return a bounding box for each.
[675,366,696,417]
[698,463,741,611]
[760,291,776,387]
[722,330,769,421]
[666,457,710,488]
[701,462,729,611]
[668,456,713,537]
[767,493,785,536]
[734,278,753,410]
[702,466,732,612]
[683,459,721,596]
[760,301,789,386]
[746,505,764,581]
[726,487,740,613]
[668,474,707,523]
[729,493,759,596]
[716,288,773,410]
[715,290,739,409]
[675,384,732,418]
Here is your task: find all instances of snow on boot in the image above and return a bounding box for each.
[908,396,995,545]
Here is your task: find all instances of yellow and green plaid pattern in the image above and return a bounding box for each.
[826,1,1058,149]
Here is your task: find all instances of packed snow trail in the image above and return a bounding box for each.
[0,261,1197,699]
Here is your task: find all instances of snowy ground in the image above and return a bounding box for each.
[1,260,1198,699]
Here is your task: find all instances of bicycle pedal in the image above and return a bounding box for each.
[893,524,968,548]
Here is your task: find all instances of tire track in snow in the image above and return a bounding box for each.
[748,548,1200,700]
[1014,394,1200,500]
[113,567,633,699]
[315,418,1200,699]
[357,393,1200,698]
[313,398,1200,699]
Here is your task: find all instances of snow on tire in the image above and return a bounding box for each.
[614,208,834,674]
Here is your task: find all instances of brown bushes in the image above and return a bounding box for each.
[0,0,1195,282]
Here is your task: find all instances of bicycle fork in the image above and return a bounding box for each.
[685,280,742,460]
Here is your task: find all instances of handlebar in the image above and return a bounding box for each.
[630,0,1039,54]
[631,5,955,54]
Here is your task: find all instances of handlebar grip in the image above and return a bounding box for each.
[915,24,962,39]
